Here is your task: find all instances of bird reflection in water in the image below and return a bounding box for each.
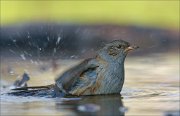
[55,94,125,116]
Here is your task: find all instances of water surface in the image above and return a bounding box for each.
[0,53,179,116]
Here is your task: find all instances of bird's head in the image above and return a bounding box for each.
[97,40,139,62]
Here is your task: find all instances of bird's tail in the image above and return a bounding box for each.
[11,85,53,90]
[7,84,62,97]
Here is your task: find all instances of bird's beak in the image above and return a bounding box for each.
[124,46,139,53]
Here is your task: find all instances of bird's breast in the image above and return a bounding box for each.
[94,63,124,94]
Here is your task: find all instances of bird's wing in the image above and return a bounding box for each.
[11,84,54,91]
[8,84,57,97]
[55,58,99,94]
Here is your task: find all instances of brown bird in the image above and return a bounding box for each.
[8,40,138,97]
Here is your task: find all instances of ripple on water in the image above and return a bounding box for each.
[121,87,179,100]
[0,94,81,104]
[77,104,101,112]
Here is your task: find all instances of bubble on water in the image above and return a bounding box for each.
[77,104,100,112]
[56,36,61,45]
[20,54,26,60]
[39,48,42,51]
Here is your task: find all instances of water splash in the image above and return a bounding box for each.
[9,49,16,54]
[53,48,56,54]
[20,54,26,60]
[12,39,16,42]
[56,36,61,45]
[47,36,50,41]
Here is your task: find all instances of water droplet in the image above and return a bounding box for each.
[29,54,32,57]
[70,55,75,58]
[30,60,34,64]
[47,37,50,41]
[34,61,38,65]
[20,54,26,60]
[9,49,16,54]
[54,48,56,53]
[56,36,61,45]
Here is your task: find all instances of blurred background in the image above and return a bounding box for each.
[0,1,179,116]
[1,1,179,59]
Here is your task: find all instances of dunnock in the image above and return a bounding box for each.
[9,40,138,97]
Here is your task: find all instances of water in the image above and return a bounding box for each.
[0,53,179,116]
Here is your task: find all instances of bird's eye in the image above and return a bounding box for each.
[117,45,121,49]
